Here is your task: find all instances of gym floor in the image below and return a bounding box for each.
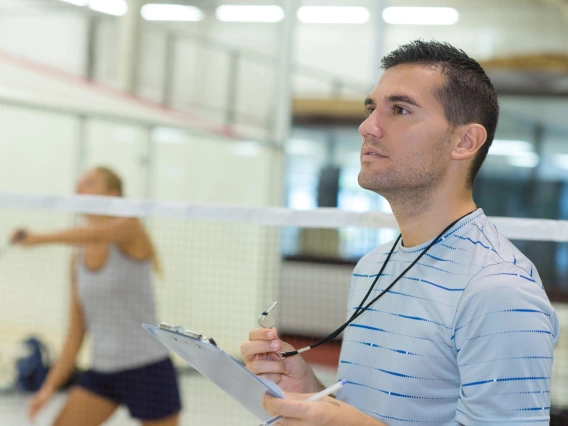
[0,365,339,426]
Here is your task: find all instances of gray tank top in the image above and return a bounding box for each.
[76,244,168,372]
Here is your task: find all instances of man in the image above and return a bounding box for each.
[241,40,559,425]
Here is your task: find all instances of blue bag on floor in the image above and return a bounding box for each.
[15,336,50,392]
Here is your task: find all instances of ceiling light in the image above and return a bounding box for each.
[506,152,540,168]
[297,6,370,24]
[488,140,533,156]
[382,7,459,25]
[141,4,204,21]
[60,0,88,5]
[216,5,284,23]
[89,0,128,16]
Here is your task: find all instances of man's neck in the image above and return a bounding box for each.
[388,186,477,248]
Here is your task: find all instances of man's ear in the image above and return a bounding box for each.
[451,124,487,161]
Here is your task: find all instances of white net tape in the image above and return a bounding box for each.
[1,192,567,241]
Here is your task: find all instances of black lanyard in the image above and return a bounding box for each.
[280,209,478,358]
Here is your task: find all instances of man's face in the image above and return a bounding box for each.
[358,64,454,197]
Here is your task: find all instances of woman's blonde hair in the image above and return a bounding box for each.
[95,166,163,276]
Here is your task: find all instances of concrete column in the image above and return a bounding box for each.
[265,0,300,209]
[271,0,300,147]
[371,0,387,83]
[117,0,144,93]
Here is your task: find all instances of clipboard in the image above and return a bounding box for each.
[143,323,285,421]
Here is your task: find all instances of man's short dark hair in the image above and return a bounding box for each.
[381,40,499,188]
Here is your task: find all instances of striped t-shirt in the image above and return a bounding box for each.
[336,209,559,425]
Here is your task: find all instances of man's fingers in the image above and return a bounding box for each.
[276,418,302,426]
[282,392,314,401]
[267,352,286,362]
[258,373,282,384]
[249,328,277,341]
[263,395,311,420]
[241,340,281,360]
[247,359,289,375]
[262,394,279,417]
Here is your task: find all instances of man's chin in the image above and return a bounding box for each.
[358,174,388,194]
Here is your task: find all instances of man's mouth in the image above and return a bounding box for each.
[361,148,387,160]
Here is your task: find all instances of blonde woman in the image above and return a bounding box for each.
[13,167,180,426]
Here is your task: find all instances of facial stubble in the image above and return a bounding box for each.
[358,130,452,218]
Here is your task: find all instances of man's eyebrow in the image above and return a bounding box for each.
[386,95,422,108]
[364,97,375,107]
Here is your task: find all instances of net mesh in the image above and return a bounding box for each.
[0,196,566,425]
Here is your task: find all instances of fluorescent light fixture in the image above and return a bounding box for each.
[506,152,540,168]
[89,0,127,16]
[553,154,568,169]
[141,4,204,21]
[297,6,370,24]
[60,0,89,5]
[488,140,533,156]
[216,5,284,23]
[232,141,262,157]
[382,7,459,25]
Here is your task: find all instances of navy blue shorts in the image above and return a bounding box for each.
[76,357,181,420]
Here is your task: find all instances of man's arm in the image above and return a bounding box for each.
[453,266,558,425]
[263,392,388,426]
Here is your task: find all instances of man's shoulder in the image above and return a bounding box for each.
[451,212,541,283]
[458,215,549,307]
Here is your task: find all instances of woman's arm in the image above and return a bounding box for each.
[13,218,139,247]
[40,254,86,393]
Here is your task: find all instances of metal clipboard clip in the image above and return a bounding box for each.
[159,322,217,346]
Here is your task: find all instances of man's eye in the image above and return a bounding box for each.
[366,107,375,116]
[394,106,409,115]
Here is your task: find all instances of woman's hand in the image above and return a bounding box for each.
[28,385,55,422]
[11,229,45,247]
[11,229,40,246]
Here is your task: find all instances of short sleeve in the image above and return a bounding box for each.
[453,268,559,425]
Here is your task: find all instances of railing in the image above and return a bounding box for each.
[150,26,369,122]
[0,2,370,141]
[132,22,371,142]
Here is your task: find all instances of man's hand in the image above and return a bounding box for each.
[241,328,322,393]
[262,392,386,426]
